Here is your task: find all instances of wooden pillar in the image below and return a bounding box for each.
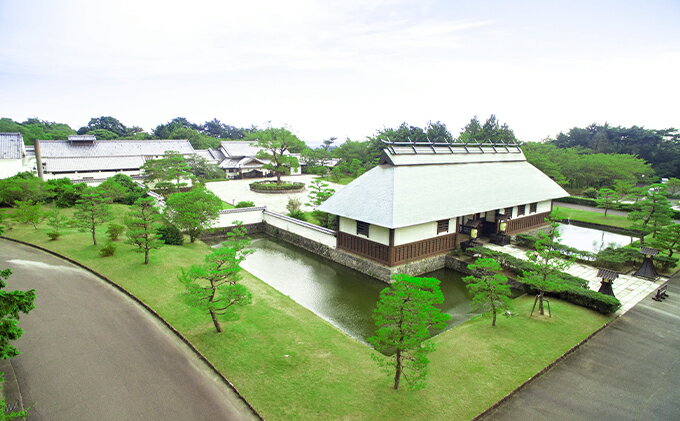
[34,139,44,179]
[388,228,396,266]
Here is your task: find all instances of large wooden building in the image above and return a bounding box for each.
[318,141,568,267]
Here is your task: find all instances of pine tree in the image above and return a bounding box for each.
[628,184,673,241]
[125,197,163,264]
[368,274,450,390]
[520,220,572,316]
[72,188,112,245]
[464,258,512,326]
[178,222,253,333]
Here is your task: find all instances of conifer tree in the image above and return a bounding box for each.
[464,258,512,326]
[125,197,163,264]
[72,188,111,245]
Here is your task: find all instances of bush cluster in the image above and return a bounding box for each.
[157,225,184,245]
[467,246,621,314]
[249,181,305,191]
[99,242,117,257]
[235,201,255,208]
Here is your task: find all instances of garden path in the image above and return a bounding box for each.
[485,243,667,314]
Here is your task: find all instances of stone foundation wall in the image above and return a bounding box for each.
[213,222,465,283]
[202,223,265,241]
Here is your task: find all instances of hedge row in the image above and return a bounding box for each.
[249,181,305,191]
[468,246,621,314]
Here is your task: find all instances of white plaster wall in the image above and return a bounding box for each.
[264,213,337,248]
[339,216,389,245]
[394,218,455,246]
[43,169,141,181]
[0,159,26,179]
[537,200,552,213]
[216,209,265,227]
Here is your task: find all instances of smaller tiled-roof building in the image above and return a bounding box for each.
[37,136,195,182]
[319,141,568,267]
[202,141,301,179]
[0,133,32,178]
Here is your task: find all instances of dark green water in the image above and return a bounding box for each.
[239,236,474,342]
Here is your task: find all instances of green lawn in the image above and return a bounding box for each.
[316,175,356,185]
[1,205,611,420]
[553,206,633,229]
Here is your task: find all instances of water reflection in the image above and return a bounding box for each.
[557,223,634,253]
[238,236,475,342]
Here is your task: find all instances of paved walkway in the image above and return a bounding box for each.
[485,243,666,314]
[0,239,256,421]
[482,271,680,420]
[206,174,345,214]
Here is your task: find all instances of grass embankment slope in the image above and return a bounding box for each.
[553,206,633,229]
[1,205,611,420]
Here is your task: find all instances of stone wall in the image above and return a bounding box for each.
[201,223,265,241]
[213,220,464,283]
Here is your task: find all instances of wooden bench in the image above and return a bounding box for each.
[652,284,669,302]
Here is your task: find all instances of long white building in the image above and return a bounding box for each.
[319,141,568,267]
[0,133,33,178]
[36,135,195,182]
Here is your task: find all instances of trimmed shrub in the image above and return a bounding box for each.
[47,232,61,241]
[582,187,598,198]
[468,246,620,313]
[157,225,184,245]
[250,181,305,191]
[106,223,126,241]
[99,242,117,257]
[235,201,255,208]
[655,254,679,271]
[555,196,598,207]
[288,209,306,221]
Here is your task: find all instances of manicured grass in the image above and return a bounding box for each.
[316,175,356,185]
[2,205,612,420]
[553,206,633,229]
[221,201,235,209]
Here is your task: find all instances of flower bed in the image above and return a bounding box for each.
[249,181,305,193]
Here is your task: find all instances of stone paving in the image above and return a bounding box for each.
[485,243,667,314]
[206,174,346,214]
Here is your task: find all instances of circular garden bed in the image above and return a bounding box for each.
[249,180,306,193]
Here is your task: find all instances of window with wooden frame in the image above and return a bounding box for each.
[437,219,449,234]
[356,220,369,236]
[517,204,526,216]
[505,207,513,218]
[529,202,538,213]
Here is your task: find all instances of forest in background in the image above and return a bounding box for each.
[1,115,678,189]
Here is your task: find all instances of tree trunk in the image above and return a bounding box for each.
[92,228,97,245]
[538,292,545,315]
[604,207,609,216]
[210,308,222,333]
[491,302,497,326]
[144,248,150,264]
[276,171,281,183]
[393,349,402,390]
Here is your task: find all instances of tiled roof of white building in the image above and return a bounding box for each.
[319,145,568,229]
[39,139,194,158]
[219,141,262,157]
[44,156,145,172]
[0,133,24,159]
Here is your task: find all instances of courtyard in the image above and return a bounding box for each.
[206,175,346,214]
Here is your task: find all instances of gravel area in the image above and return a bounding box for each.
[206,175,346,213]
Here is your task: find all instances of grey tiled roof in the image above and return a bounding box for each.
[44,156,145,172]
[0,133,24,159]
[219,141,262,157]
[39,139,194,158]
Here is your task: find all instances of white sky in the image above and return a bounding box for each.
[1,0,679,144]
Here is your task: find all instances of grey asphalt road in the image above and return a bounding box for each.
[0,239,257,421]
[483,272,680,421]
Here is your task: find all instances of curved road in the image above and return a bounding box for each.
[0,239,257,421]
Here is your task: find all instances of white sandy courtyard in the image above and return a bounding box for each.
[206,175,346,214]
